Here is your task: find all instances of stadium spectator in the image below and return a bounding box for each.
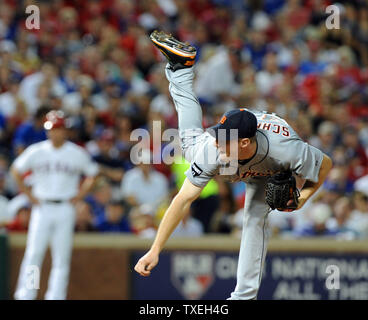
[255,52,284,96]
[326,196,359,239]
[129,204,157,239]
[18,63,65,115]
[62,74,95,115]
[12,106,49,155]
[348,191,368,238]
[171,210,204,238]
[115,112,135,162]
[94,200,131,233]
[292,203,336,237]
[74,200,96,232]
[85,177,113,217]
[309,121,338,157]
[0,75,24,119]
[87,128,126,185]
[194,45,243,105]
[342,126,368,181]
[243,30,268,71]
[121,149,169,209]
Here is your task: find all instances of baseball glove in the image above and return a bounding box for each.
[265,171,300,212]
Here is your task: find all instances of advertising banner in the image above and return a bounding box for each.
[131,251,368,300]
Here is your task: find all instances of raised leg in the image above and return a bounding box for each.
[150,31,204,163]
[165,65,204,162]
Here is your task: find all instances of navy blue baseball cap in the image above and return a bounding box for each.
[208,109,257,141]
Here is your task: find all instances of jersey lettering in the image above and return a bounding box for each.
[258,122,285,135]
[282,126,290,137]
[241,170,272,179]
[35,162,78,175]
[272,124,280,134]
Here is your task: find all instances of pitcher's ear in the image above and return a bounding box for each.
[240,138,251,148]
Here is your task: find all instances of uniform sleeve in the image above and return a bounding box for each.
[80,149,99,177]
[12,144,38,173]
[287,140,324,183]
[185,162,217,188]
[185,143,219,188]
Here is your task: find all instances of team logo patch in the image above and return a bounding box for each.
[191,162,203,177]
[171,252,215,300]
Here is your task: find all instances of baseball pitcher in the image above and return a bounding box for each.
[11,110,99,300]
[134,31,333,300]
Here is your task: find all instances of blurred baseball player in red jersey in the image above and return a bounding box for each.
[11,110,99,300]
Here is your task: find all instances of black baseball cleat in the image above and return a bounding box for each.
[150,30,197,71]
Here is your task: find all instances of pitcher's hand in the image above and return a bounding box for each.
[134,250,159,277]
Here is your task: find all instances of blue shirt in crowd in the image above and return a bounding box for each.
[13,122,47,151]
[94,213,131,233]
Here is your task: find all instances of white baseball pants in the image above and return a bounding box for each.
[14,202,75,300]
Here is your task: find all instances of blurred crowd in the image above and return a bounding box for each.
[0,0,367,239]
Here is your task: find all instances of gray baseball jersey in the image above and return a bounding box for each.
[185,110,323,188]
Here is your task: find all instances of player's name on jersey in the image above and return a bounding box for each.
[257,121,290,136]
[34,161,79,175]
